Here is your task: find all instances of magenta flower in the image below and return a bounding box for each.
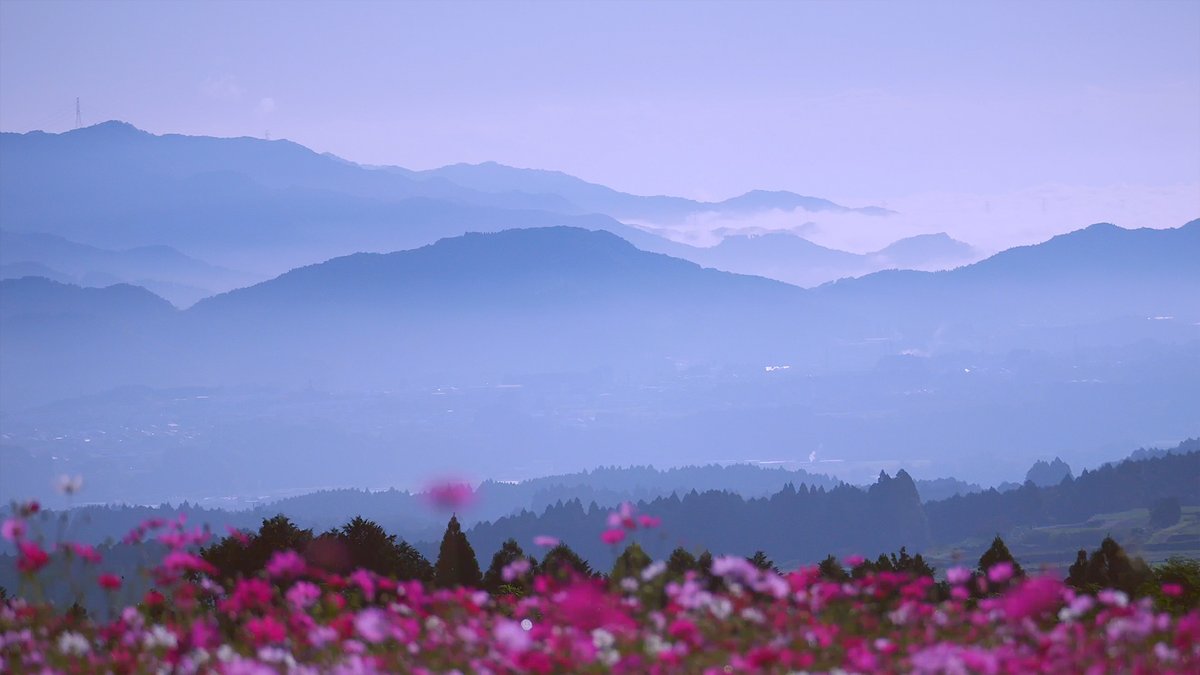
[424,480,475,511]
[1162,583,1183,598]
[638,514,662,528]
[97,573,122,590]
[1,517,26,541]
[987,562,1014,584]
[946,566,971,585]
[493,619,532,653]
[265,550,306,579]
[286,581,321,610]
[601,528,627,545]
[844,555,866,568]
[354,608,388,643]
[17,540,49,573]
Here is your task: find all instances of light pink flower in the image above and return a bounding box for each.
[946,566,971,585]
[265,550,306,579]
[1,517,26,541]
[424,480,475,511]
[493,620,531,653]
[533,535,559,548]
[354,608,388,643]
[987,562,1013,584]
[601,528,626,545]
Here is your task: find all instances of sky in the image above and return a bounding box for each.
[1,0,1198,250]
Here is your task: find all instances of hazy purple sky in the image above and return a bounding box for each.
[2,0,1197,249]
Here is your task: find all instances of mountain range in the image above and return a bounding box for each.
[0,122,974,288]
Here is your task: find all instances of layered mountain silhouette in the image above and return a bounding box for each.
[3,221,1196,409]
[2,122,965,287]
[0,231,252,307]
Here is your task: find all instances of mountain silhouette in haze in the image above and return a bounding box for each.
[2,122,936,287]
[0,230,251,307]
[3,220,1195,409]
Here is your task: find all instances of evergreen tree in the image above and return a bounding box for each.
[482,538,529,593]
[817,554,849,582]
[202,514,314,582]
[433,515,482,588]
[540,543,595,580]
[747,550,779,573]
[1150,497,1182,529]
[665,547,698,579]
[610,542,651,582]
[977,535,1024,578]
[1072,536,1152,595]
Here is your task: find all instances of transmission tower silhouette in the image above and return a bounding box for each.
[75,98,82,128]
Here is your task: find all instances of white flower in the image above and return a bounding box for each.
[142,624,178,650]
[57,631,90,656]
[641,561,667,581]
[592,628,615,650]
[216,644,236,662]
[620,577,639,592]
[740,607,766,623]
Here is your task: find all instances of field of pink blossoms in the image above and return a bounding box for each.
[2,498,1198,674]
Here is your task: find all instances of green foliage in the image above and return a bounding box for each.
[339,516,433,581]
[665,547,698,580]
[610,542,651,583]
[1145,557,1200,615]
[482,539,529,593]
[540,543,595,580]
[978,535,1024,578]
[1066,536,1152,596]
[433,515,482,588]
[201,514,314,582]
[817,555,849,582]
[747,550,779,573]
[1149,497,1182,529]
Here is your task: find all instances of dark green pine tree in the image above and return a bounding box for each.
[433,515,482,588]
[482,538,529,593]
[817,555,849,582]
[540,543,595,580]
[977,535,1025,578]
[610,542,651,582]
[665,547,699,580]
[747,550,779,573]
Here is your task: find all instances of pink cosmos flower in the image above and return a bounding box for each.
[844,555,866,568]
[638,514,662,528]
[349,568,377,601]
[1162,583,1183,598]
[245,615,287,646]
[493,619,532,653]
[533,535,560,548]
[601,528,626,545]
[987,562,1014,584]
[265,550,306,579]
[226,525,251,545]
[1,517,26,541]
[70,542,102,563]
[946,566,971,585]
[286,581,322,611]
[502,559,531,582]
[17,540,49,573]
[424,480,475,511]
[162,551,216,575]
[98,573,122,590]
[354,608,388,643]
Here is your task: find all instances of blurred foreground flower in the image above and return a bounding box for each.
[423,480,475,511]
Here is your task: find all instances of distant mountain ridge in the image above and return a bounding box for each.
[3,220,1195,409]
[1,122,969,288]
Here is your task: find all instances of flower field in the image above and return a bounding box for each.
[2,500,1198,674]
